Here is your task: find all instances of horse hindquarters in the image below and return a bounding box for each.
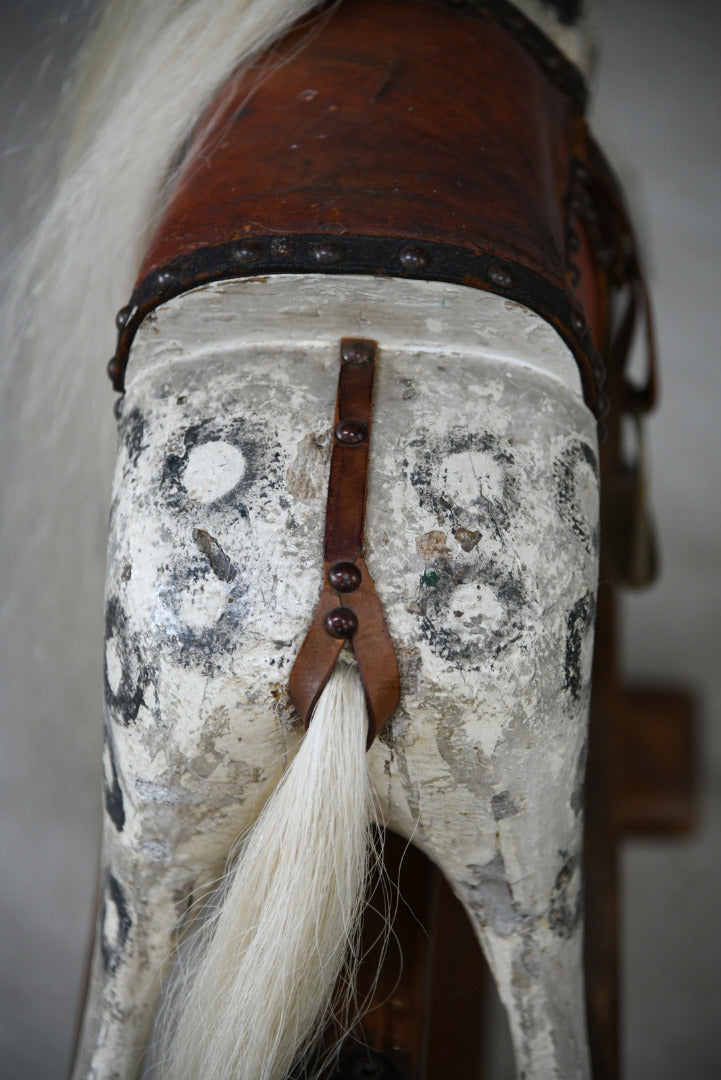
[75,275,598,1078]
[74,2,623,1074]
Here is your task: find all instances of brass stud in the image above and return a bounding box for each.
[107,355,122,387]
[335,419,368,445]
[571,310,587,336]
[311,240,344,266]
[488,263,513,288]
[399,246,431,271]
[115,306,131,331]
[340,340,374,365]
[328,562,362,593]
[232,240,262,264]
[324,607,358,639]
[155,268,177,289]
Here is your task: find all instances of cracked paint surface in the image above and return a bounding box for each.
[74,277,598,1080]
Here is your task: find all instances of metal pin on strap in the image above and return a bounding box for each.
[288,339,400,747]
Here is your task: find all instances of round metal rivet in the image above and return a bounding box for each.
[572,310,587,336]
[488,263,513,288]
[324,607,358,639]
[115,305,131,331]
[340,340,374,365]
[569,263,581,288]
[107,355,121,386]
[335,418,368,445]
[155,268,177,289]
[311,240,344,266]
[113,396,125,421]
[597,391,611,421]
[232,240,262,264]
[328,562,362,593]
[399,245,431,271]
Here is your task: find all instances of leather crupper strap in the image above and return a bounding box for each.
[288,339,400,747]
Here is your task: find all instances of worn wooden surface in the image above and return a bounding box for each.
[74,275,598,1079]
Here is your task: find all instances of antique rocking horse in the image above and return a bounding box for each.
[1,1,657,1078]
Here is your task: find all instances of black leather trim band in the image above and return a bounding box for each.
[108,233,607,420]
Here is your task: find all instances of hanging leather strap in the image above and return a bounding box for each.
[585,135,659,415]
[288,339,400,747]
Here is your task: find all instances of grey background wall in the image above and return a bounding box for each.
[1,2,719,1077]
[592,5,721,1077]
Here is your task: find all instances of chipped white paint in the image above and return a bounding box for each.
[183,441,247,502]
[74,276,599,1079]
[134,275,584,397]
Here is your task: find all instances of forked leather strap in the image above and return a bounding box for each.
[288,339,400,747]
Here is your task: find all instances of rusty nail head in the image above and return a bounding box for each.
[328,562,362,593]
[488,263,513,288]
[335,419,368,445]
[232,240,262,263]
[399,245,431,271]
[341,340,374,365]
[325,607,358,639]
[312,240,344,265]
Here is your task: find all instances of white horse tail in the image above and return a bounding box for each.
[154,657,375,1080]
